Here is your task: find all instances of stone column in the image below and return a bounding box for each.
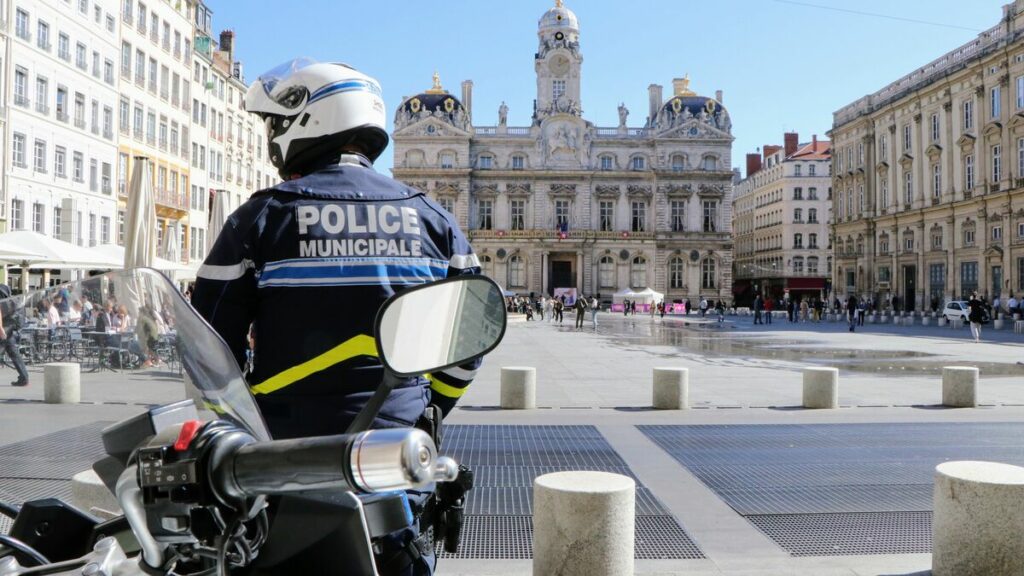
[944,100,955,205]
[576,251,584,292]
[917,221,926,309]
[541,251,549,296]
[946,215,956,300]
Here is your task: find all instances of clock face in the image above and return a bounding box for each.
[548,55,570,76]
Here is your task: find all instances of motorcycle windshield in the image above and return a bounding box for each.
[1,268,270,440]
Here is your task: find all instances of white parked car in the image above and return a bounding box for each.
[942,301,970,321]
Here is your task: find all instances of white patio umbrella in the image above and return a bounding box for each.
[123,157,157,269]
[161,223,181,264]
[94,244,189,273]
[0,230,123,293]
[208,188,231,249]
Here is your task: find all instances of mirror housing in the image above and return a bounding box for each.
[374,275,506,377]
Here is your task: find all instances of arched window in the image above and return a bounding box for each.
[599,256,615,289]
[671,154,686,172]
[792,257,804,274]
[507,255,525,288]
[511,154,525,170]
[631,155,646,171]
[807,256,819,274]
[630,256,646,288]
[669,257,685,289]
[701,258,716,289]
[480,255,494,278]
[702,155,718,171]
[599,155,614,171]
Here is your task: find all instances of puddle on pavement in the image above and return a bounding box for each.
[560,318,1024,378]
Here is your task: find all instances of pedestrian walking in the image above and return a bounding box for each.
[1008,294,1019,317]
[764,296,774,324]
[715,300,725,323]
[554,299,564,323]
[699,298,708,318]
[573,295,587,329]
[753,294,763,325]
[847,294,858,332]
[857,299,866,326]
[630,300,637,315]
[967,292,985,342]
[590,296,599,328]
[814,299,824,322]
[799,299,809,323]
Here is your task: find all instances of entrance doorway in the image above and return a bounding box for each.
[549,260,573,295]
[992,265,1002,298]
[902,265,917,311]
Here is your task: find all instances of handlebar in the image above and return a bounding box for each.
[217,428,458,500]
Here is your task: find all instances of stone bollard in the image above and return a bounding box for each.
[903,317,915,327]
[44,362,81,404]
[70,469,121,517]
[942,366,979,408]
[866,314,876,324]
[802,367,839,409]
[937,317,948,327]
[921,316,930,326]
[500,366,536,409]
[652,367,689,410]
[932,461,1024,576]
[534,471,635,576]
[1016,320,1024,334]
[951,318,964,330]
[993,318,1005,330]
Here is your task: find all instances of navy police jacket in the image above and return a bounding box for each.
[191,155,481,439]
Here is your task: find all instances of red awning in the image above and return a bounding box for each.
[786,278,826,289]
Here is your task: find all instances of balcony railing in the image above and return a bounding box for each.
[154,188,188,211]
[103,129,113,140]
[14,94,29,108]
[35,103,49,115]
[57,112,69,123]
[74,118,86,129]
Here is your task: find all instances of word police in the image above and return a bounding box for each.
[296,204,424,258]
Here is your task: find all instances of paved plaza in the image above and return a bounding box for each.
[1,312,1024,574]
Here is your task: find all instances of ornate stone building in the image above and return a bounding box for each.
[733,133,832,305]
[830,0,1024,310]
[391,1,734,302]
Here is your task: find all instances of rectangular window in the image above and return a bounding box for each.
[121,41,132,77]
[76,43,87,70]
[670,200,685,232]
[510,199,525,231]
[808,208,818,223]
[1018,76,1024,109]
[880,180,889,208]
[933,165,942,198]
[961,261,979,297]
[440,153,454,169]
[600,201,615,232]
[511,155,524,170]
[73,152,84,182]
[12,133,26,167]
[104,60,114,84]
[993,226,1003,241]
[32,203,44,233]
[90,160,98,192]
[555,200,571,230]
[931,113,940,141]
[793,233,803,248]
[992,86,1002,119]
[102,162,111,194]
[33,140,46,173]
[119,97,130,134]
[964,228,976,246]
[118,211,125,244]
[600,156,613,170]
[35,77,48,115]
[54,146,66,177]
[793,187,803,200]
[477,200,493,230]
[52,207,62,238]
[11,200,24,231]
[630,201,646,232]
[15,9,29,40]
[13,68,28,107]
[552,79,566,100]
[794,208,802,222]
[993,144,1002,183]
[794,165,802,176]
[809,233,818,248]
[966,154,975,190]
[904,171,913,205]
[37,20,50,51]
[702,200,718,232]
[89,214,97,246]
[478,155,492,169]
[903,124,911,150]
[58,33,69,60]
[964,99,974,131]
[879,134,888,158]
[632,156,645,170]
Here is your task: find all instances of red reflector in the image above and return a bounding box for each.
[174,420,204,452]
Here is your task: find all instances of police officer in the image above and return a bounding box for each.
[191,59,480,573]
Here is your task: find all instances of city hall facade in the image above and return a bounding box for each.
[391,1,735,302]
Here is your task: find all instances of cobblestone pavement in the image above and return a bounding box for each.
[3,314,1023,574]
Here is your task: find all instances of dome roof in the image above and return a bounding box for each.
[397,72,466,119]
[539,2,579,31]
[661,95,725,118]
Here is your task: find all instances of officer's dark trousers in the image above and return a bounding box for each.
[3,333,29,383]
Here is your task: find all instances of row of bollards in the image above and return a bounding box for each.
[499,365,983,410]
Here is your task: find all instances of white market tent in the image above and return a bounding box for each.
[95,244,191,273]
[632,287,665,304]
[611,288,638,303]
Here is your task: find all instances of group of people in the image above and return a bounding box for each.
[507,294,602,328]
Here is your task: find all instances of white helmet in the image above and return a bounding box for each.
[245,58,388,177]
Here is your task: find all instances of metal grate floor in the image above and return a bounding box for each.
[747,512,933,556]
[639,422,1024,556]
[440,425,704,560]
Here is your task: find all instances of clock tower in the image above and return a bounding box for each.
[534,0,582,122]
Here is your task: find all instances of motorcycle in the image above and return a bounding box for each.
[0,268,507,575]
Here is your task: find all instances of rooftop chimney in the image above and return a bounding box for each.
[648,84,663,126]
[812,134,818,148]
[746,153,762,177]
[461,80,473,123]
[219,30,235,62]
[784,132,799,157]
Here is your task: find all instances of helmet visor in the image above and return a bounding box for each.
[246,57,318,117]
[258,57,318,95]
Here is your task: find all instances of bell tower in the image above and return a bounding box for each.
[534,0,582,122]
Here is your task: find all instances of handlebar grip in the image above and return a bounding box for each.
[223,428,457,498]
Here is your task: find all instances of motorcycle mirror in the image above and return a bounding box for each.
[374,275,506,377]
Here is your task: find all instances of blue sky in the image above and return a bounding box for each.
[209,0,1000,176]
